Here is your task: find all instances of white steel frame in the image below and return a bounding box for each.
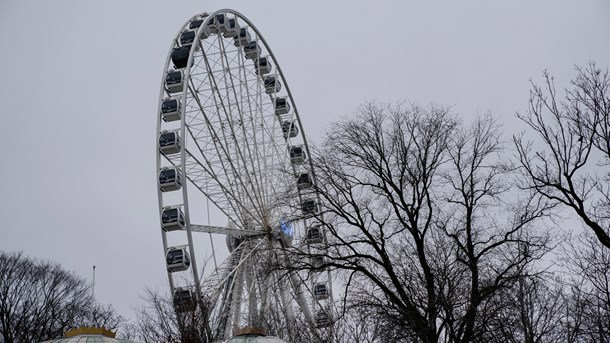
[156,9,333,341]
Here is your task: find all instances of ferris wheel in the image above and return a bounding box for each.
[155,9,333,341]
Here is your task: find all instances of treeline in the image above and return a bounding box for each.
[0,251,123,343]
[292,62,610,343]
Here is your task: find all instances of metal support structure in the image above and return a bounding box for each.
[156,9,335,341]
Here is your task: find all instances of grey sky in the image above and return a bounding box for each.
[0,0,608,322]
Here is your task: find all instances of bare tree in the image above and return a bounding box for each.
[290,102,551,342]
[479,274,568,343]
[127,287,317,343]
[437,113,553,343]
[561,233,610,342]
[514,62,610,248]
[328,305,387,343]
[127,288,182,343]
[89,303,124,332]
[305,101,457,342]
[0,251,124,343]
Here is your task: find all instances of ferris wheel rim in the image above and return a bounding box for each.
[156,9,333,340]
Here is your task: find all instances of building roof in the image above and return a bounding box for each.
[41,327,137,343]
[225,336,290,343]
[223,327,289,343]
[42,335,136,343]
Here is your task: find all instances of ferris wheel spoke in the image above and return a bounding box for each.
[207,25,287,220]
[203,239,265,337]
[234,53,273,212]
[239,66,278,211]
[189,60,265,226]
[213,50,266,218]
[213,265,240,336]
[182,146,260,229]
[184,81,264,227]
[216,34,269,218]
[182,149,244,221]
[190,224,264,237]
[203,238,265,297]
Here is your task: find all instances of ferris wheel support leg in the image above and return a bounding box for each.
[246,265,259,326]
[215,273,236,338]
[227,265,245,337]
[259,272,271,320]
[290,272,313,323]
[279,274,293,318]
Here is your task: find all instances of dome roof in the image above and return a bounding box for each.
[225,336,289,343]
[42,335,135,343]
[225,327,290,343]
[41,327,137,343]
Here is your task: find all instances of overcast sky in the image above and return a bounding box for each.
[0,0,609,322]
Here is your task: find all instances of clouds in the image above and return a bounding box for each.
[0,0,608,321]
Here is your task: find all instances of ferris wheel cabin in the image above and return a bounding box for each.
[306,226,324,244]
[315,310,331,328]
[208,14,230,34]
[173,288,196,313]
[264,75,281,94]
[159,130,182,155]
[224,18,240,38]
[244,41,262,60]
[226,235,242,252]
[297,173,312,189]
[161,97,181,122]
[301,198,319,215]
[165,70,184,94]
[311,256,327,271]
[188,16,212,40]
[289,145,306,164]
[234,27,251,46]
[188,12,209,30]
[282,121,299,139]
[161,206,185,231]
[190,18,204,30]
[159,166,182,192]
[313,283,329,300]
[166,247,191,272]
[179,30,196,48]
[274,97,291,115]
[255,57,272,75]
[171,46,190,69]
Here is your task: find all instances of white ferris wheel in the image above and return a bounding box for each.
[155,9,333,341]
